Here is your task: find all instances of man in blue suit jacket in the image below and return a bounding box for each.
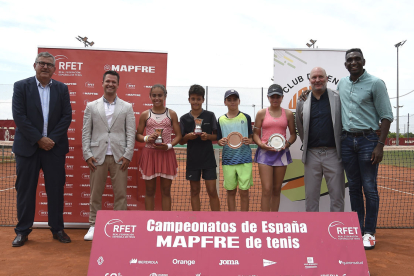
[11,52,72,246]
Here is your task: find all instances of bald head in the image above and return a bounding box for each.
[309,67,328,94]
[310,67,327,78]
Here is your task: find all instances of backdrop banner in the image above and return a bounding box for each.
[88,210,369,276]
[273,48,351,212]
[0,120,15,142]
[35,46,168,224]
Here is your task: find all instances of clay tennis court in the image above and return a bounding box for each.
[1,145,413,275]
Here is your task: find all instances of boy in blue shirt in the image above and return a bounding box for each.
[217,89,253,211]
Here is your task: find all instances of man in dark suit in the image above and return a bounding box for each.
[11,52,72,246]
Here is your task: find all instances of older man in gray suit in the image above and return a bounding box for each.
[82,70,136,240]
[296,67,345,212]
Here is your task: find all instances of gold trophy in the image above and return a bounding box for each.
[194,118,203,135]
[155,128,163,144]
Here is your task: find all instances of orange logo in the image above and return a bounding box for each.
[288,86,311,109]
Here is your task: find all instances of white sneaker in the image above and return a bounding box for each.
[363,233,375,250]
[84,227,95,241]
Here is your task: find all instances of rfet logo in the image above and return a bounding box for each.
[328,221,360,241]
[81,192,90,198]
[104,219,137,239]
[126,83,136,89]
[38,210,48,216]
[80,210,89,217]
[55,55,83,70]
[82,173,90,179]
[85,82,94,88]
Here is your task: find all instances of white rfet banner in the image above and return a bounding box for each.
[272,48,351,212]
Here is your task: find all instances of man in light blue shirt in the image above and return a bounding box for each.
[337,48,393,250]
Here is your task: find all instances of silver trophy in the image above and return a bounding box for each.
[155,128,163,144]
[268,133,286,151]
[194,118,203,135]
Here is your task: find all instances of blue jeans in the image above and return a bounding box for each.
[341,132,379,234]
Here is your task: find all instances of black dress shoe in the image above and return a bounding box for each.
[53,230,71,243]
[12,234,28,247]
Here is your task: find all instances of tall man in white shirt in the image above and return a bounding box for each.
[82,70,136,240]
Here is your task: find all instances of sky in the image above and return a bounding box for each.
[1,0,413,133]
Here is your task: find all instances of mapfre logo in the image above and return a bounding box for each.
[83,92,98,96]
[104,219,137,239]
[328,221,360,241]
[85,82,94,88]
[126,83,136,89]
[106,64,155,73]
[219,260,239,265]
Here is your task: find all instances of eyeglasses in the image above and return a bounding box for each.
[36,61,55,68]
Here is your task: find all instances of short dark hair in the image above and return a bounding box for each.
[188,84,205,98]
[150,84,167,96]
[345,48,364,59]
[103,70,120,83]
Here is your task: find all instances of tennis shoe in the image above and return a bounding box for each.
[363,233,375,250]
[84,226,94,241]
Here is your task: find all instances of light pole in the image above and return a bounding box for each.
[395,40,406,146]
[306,39,317,48]
[76,36,95,47]
[252,104,256,121]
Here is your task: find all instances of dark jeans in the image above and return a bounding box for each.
[341,132,379,234]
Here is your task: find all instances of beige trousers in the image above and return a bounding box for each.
[304,148,345,212]
[89,155,128,226]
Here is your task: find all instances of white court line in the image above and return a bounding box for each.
[0,175,16,192]
[0,187,15,192]
[378,176,414,184]
[378,185,414,196]
[0,175,16,180]
[378,176,414,196]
